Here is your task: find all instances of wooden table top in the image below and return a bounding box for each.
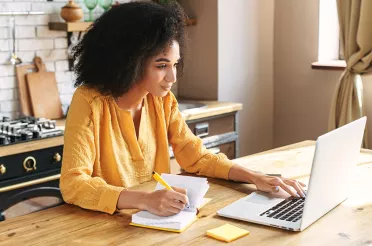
[1,140,372,246]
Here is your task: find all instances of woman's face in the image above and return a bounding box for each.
[138,40,180,97]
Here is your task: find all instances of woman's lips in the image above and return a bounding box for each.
[161,85,172,91]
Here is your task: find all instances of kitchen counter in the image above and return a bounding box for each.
[180,100,242,121]
[0,101,242,157]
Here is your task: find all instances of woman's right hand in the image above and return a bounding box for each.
[140,187,189,216]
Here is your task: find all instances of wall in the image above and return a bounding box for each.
[177,0,275,156]
[218,0,274,156]
[274,0,372,148]
[177,0,218,101]
[0,0,129,119]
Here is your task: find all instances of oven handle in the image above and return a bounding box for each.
[0,186,63,221]
[0,174,60,193]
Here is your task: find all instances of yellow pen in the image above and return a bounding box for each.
[152,171,173,190]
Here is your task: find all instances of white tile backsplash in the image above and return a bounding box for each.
[54,38,67,49]
[15,26,36,38]
[0,27,9,39]
[0,88,14,101]
[0,39,11,52]
[36,26,66,38]
[0,0,75,119]
[15,14,50,26]
[0,76,16,89]
[36,49,68,61]
[0,65,15,77]
[18,39,54,51]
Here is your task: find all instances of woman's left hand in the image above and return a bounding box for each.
[252,173,307,198]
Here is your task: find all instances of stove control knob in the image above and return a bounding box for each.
[0,136,7,145]
[23,156,37,172]
[53,153,62,162]
[32,131,41,139]
[0,165,6,175]
[21,132,29,140]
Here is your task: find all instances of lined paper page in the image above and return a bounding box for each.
[132,210,197,229]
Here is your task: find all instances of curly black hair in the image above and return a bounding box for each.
[72,1,188,97]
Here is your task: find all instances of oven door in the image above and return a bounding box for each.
[0,177,64,221]
[0,146,64,221]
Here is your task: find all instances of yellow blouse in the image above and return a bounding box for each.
[60,86,235,214]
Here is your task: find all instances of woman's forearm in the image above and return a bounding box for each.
[116,190,149,210]
[228,164,260,184]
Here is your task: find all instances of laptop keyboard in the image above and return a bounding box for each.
[259,197,305,222]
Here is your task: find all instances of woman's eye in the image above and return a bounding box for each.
[157,64,167,69]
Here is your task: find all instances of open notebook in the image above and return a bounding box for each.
[130,174,210,233]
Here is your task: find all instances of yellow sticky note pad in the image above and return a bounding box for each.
[206,223,250,243]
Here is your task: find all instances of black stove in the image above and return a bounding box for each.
[0,116,63,146]
[0,116,65,221]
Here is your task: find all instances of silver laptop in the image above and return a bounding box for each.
[217,117,367,231]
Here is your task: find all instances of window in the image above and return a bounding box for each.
[318,0,340,61]
[312,0,345,70]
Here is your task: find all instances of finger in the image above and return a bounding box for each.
[170,191,189,205]
[261,177,281,193]
[271,186,280,193]
[298,181,307,187]
[260,185,280,193]
[259,182,280,193]
[266,185,280,193]
[165,206,182,215]
[284,180,306,197]
[281,176,307,188]
[296,181,306,196]
[169,199,186,211]
[172,186,187,195]
[276,180,298,197]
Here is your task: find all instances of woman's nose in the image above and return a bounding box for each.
[165,67,177,83]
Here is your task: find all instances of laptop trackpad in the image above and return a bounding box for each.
[217,191,290,219]
[245,191,290,206]
[245,193,277,204]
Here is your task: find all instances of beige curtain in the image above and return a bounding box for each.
[329,0,372,148]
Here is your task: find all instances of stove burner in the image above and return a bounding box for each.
[0,116,63,146]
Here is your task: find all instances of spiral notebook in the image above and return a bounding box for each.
[130,174,210,233]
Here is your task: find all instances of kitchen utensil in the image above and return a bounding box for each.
[9,16,22,65]
[26,57,64,119]
[16,62,46,116]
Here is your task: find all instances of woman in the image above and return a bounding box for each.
[60,1,306,217]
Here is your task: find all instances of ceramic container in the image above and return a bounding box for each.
[61,0,84,22]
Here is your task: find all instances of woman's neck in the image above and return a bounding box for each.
[115,84,148,111]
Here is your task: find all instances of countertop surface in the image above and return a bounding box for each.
[179,100,242,121]
[0,101,242,156]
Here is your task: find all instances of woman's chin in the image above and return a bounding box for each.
[153,90,170,97]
